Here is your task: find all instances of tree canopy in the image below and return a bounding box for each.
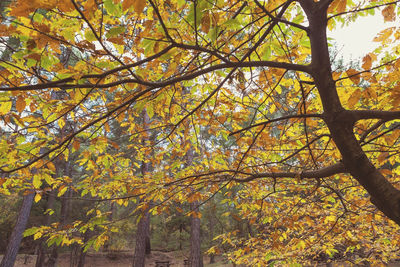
[1,0,400,265]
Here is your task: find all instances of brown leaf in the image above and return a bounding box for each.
[73,140,80,151]
[362,54,372,70]
[122,0,135,11]
[16,96,26,113]
[337,0,347,13]
[346,68,360,84]
[347,89,362,108]
[382,5,395,22]
[201,11,210,33]
[134,0,146,14]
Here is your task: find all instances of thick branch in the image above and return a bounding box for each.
[1,60,311,91]
[351,110,400,121]
[233,162,346,182]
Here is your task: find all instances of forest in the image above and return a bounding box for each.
[0,0,400,266]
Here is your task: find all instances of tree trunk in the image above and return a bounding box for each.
[208,202,215,264]
[48,187,70,267]
[46,247,58,267]
[0,192,35,267]
[103,202,116,252]
[132,211,151,267]
[132,110,152,267]
[35,192,56,267]
[300,0,400,225]
[76,231,90,267]
[190,202,203,267]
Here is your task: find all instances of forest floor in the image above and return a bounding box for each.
[11,250,232,267]
[7,251,400,267]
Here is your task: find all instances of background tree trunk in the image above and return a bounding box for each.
[208,202,215,264]
[0,192,34,267]
[190,202,203,267]
[35,192,56,267]
[132,211,151,267]
[132,110,152,267]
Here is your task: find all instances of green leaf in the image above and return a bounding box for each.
[104,0,122,16]
[106,26,126,38]
[23,227,38,237]
[146,105,154,119]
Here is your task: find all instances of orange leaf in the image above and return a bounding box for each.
[58,1,75,12]
[377,152,389,163]
[373,27,394,42]
[123,0,146,14]
[73,139,80,151]
[201,11,211,33]
[382,5,395,22]
[122,0,134,11]
[347,89,361,108]
[337,0,347,13]
[328,0,347,13]
[107,37,125,45]
[346,68,360,84]
[134,0,146,14]
[122,0,146,14]
[16,96,26,113]
[362,55,372,70]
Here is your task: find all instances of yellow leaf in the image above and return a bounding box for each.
[0,100,12,115]
[33,175,42,189]
[58,118,65,129]
[33,231,42,240]
[34,193,42,203]
[58,185,68,197]
[324,215,336,223]
[382,5,395,22]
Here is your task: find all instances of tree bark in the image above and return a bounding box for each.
[300,0,400,225]
[132,211,151,267]
[189,202,203,267]
[1,192,35,267]
[208,202,215,264]
[132,110,152,267]
[35,192,56,267]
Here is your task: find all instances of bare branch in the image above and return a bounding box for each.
[328,0,400,20]
[230,113,323,136]
[254,0,309,32]
[232,162,346,182]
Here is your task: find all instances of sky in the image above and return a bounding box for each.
[328,14,397,62]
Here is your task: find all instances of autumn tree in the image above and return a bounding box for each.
[1,0,400,265]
